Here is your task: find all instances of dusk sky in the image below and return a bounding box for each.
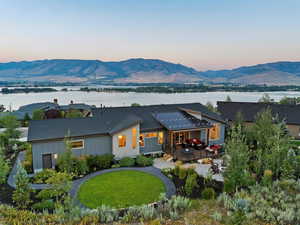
[1,0,300,70]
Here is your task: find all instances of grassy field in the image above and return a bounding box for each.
[77,170,166,208]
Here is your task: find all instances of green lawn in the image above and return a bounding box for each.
[77,170,166,209]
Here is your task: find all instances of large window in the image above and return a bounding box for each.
[139,134,145,147]
[158,132,164,144]
[118,135,126,147]
[132,128,137,149]
[209,123,220,140]
[70,140,84,149]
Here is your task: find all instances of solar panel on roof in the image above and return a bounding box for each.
[153,111,212,131]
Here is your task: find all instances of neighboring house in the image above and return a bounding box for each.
[0,100,93,120]
[217,101,300,139]
[28,103,225,173]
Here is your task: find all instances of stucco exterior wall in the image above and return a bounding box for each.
[32,135,112,173]
[112,124,140,159]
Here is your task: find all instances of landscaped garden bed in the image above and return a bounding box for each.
[77,170,166,209]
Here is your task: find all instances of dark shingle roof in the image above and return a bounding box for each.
[28,103,224,142]
[28,114,141,142]
[59,104,93,111]
[217,101,300,125]
[92,103,224,131]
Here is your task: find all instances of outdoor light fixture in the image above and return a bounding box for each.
[54,154,58,159]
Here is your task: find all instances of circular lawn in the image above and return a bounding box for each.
[77,170,166,209]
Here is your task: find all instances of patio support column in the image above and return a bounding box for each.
[206,128,210,145]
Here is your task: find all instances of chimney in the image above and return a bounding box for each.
[54,98,58,104]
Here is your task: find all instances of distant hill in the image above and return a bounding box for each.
[0,59,300,85]
[201,61,300,85]
[0,58,204,83]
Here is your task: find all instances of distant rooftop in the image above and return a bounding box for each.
[217,101,300,125]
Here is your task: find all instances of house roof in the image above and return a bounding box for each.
[59,104,93,111]
[92,103,224,131]
[217,101,300,125]
[28,114,141,142]
[28,102,224,142]
[4,102,93,120]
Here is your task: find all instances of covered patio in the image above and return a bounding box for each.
[153,110,222,162]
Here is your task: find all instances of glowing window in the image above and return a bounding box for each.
[209,124,220,140]
[71,140,84,149]
[145,132,157,138]
[139,134,145,147]
[132,128,137,149]
[158,132,164,144]
[118,135,126,147]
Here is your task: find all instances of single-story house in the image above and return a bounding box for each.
[28,103,225,173]
[0,100,93,120]
[217,101,300,139]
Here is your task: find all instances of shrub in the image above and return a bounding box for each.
[0,147,9,184]
[136,155,153,167]
[119,157,135,167]
[22,147,33,174]
[37,172,72,202]
[161,167,173,176]
[33,169,57,184]
[184,173,199,196]
[72,156,88,176]
[96,154,114,169]
[178,167,188,180]
[261,169,273,186]
[224,179,236,193]
[174,165,180,176]
[201,187,216,200]
[32,199,55,211]
[111,164,120,168]
[86,154,114,171]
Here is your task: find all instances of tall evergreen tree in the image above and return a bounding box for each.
[224,125,252,192]
[12,161,32,208]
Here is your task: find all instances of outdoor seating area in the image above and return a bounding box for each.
[172,138,223,162]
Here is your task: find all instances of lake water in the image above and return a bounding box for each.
[1,90,300,110]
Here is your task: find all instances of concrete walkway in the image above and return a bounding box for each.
[153,158,224,182]
[8,151,49,189]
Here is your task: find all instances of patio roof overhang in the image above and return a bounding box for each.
[152,111,213,131]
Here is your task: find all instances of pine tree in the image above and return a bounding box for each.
[12,160,32,208]
[224,125,252,192]
[57,136,73,173]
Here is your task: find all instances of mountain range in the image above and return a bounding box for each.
[1,58,300,85]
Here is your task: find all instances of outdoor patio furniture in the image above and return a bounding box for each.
[186,138,207,150]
